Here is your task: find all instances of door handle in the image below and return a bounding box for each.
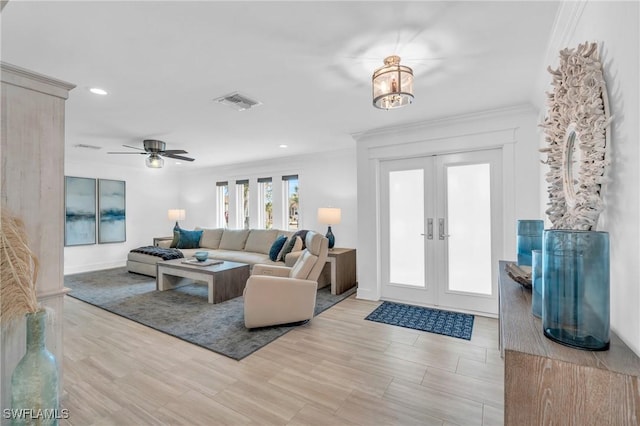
[427,218,434,240]
[439,218,449,240]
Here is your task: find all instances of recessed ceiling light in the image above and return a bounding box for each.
[175,162,182,165]
[89,87,108,95]
[279,144,288,148]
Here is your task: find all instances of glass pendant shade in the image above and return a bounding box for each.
[372,55,414,110]
[146,154,164,168]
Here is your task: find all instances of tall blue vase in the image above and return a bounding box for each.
[542,230,610,351]
[517,220,543,266]
[11,309,59,425]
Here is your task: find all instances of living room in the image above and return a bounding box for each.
[2,1,639,425]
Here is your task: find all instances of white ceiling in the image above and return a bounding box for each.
[1,1,559,170]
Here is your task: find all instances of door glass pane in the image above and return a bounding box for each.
[389,169,425,287]
[447,164,492,295]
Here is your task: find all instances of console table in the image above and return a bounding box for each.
[319,248,357,295]
[498,260,640,425]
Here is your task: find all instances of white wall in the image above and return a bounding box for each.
[64,148,357,273]
[355,105,542,302]
[534,1,640,355]
[64,161,181,274]
[178,148,358,249]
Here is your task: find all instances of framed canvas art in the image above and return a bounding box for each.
[98,179,126,243]
[64,176,96,246]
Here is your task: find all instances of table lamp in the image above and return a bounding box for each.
[317,207,341,249]
[168,209,186,230]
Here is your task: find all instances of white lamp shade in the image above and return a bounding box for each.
[317,207,341,225]
[168,209,186,221]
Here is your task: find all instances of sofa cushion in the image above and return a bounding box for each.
[210,250,274,265]
[198,228,224,249]
[269,235,288,261]
[290,250,317,279]
[219,229,250,250]
[245,229,279,254]
[176,229,203,249]
[305,232,324,256]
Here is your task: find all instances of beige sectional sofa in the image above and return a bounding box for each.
[127,228,305,278]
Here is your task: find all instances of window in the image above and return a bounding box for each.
[236,179,249,229]
[216,181,229,228]
[257,177,273,229]
[283,175,299,230]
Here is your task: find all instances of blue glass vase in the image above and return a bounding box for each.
[531,249,543,318]
[542,230,610,351]
[517,220,543,266]
[325,226,335,249]
[11,309,60,425]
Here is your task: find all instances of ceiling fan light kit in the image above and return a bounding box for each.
[107,139,195,168]
[145,153,164,168]
[372,55,414,110]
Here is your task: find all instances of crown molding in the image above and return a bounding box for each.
[532,0,588,111]
[351,104,535,141]
[1,62,75,99]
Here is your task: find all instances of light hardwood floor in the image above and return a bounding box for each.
[61,294,504,425]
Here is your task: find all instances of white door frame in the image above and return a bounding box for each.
[363,130,517,317]
[379,149,503,315]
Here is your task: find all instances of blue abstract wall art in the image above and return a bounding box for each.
[65,176,96,246]
[98,179,126,243]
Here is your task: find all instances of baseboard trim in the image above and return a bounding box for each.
[64,260,126,275]
[356,287,379,301]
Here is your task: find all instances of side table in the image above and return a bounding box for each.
[322,248,357,295]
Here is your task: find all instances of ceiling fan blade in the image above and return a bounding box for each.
[107,152,147,154]
[122,144,146,151]
[162,149,188,155]
[162,153,195,162]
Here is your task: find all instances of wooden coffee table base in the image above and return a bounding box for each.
[157,260,250,304]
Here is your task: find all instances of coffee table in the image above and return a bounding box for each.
[156,259,250,304]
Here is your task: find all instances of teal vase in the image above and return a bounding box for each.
[542,230,610,351]
[516,220,543,266]
[11,309,59,425]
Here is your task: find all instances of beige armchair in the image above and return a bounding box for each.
[243,231,329,328]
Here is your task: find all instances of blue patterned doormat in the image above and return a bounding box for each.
[365,301,474,340]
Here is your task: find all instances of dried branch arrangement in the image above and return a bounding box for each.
[540,41,612,230]
[1,208,40,327]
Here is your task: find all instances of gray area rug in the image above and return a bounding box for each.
[64,267,355,360]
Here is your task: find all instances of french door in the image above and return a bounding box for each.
[380,148,503,315]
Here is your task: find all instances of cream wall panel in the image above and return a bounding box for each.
[1,63,74,419]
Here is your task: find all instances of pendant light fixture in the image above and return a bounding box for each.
[372,55,414,110]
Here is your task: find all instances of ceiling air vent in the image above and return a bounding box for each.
[73,143,101,150]
[213,92,262,111]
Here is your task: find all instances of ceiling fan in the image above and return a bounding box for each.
[107,139,195,168]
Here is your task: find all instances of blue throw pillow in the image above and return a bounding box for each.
[170,228,180,248]
[269,235,288,261]
[176,229,203,249]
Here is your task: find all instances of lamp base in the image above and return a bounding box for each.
[325,226,335,249]
[173,221,180,231]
